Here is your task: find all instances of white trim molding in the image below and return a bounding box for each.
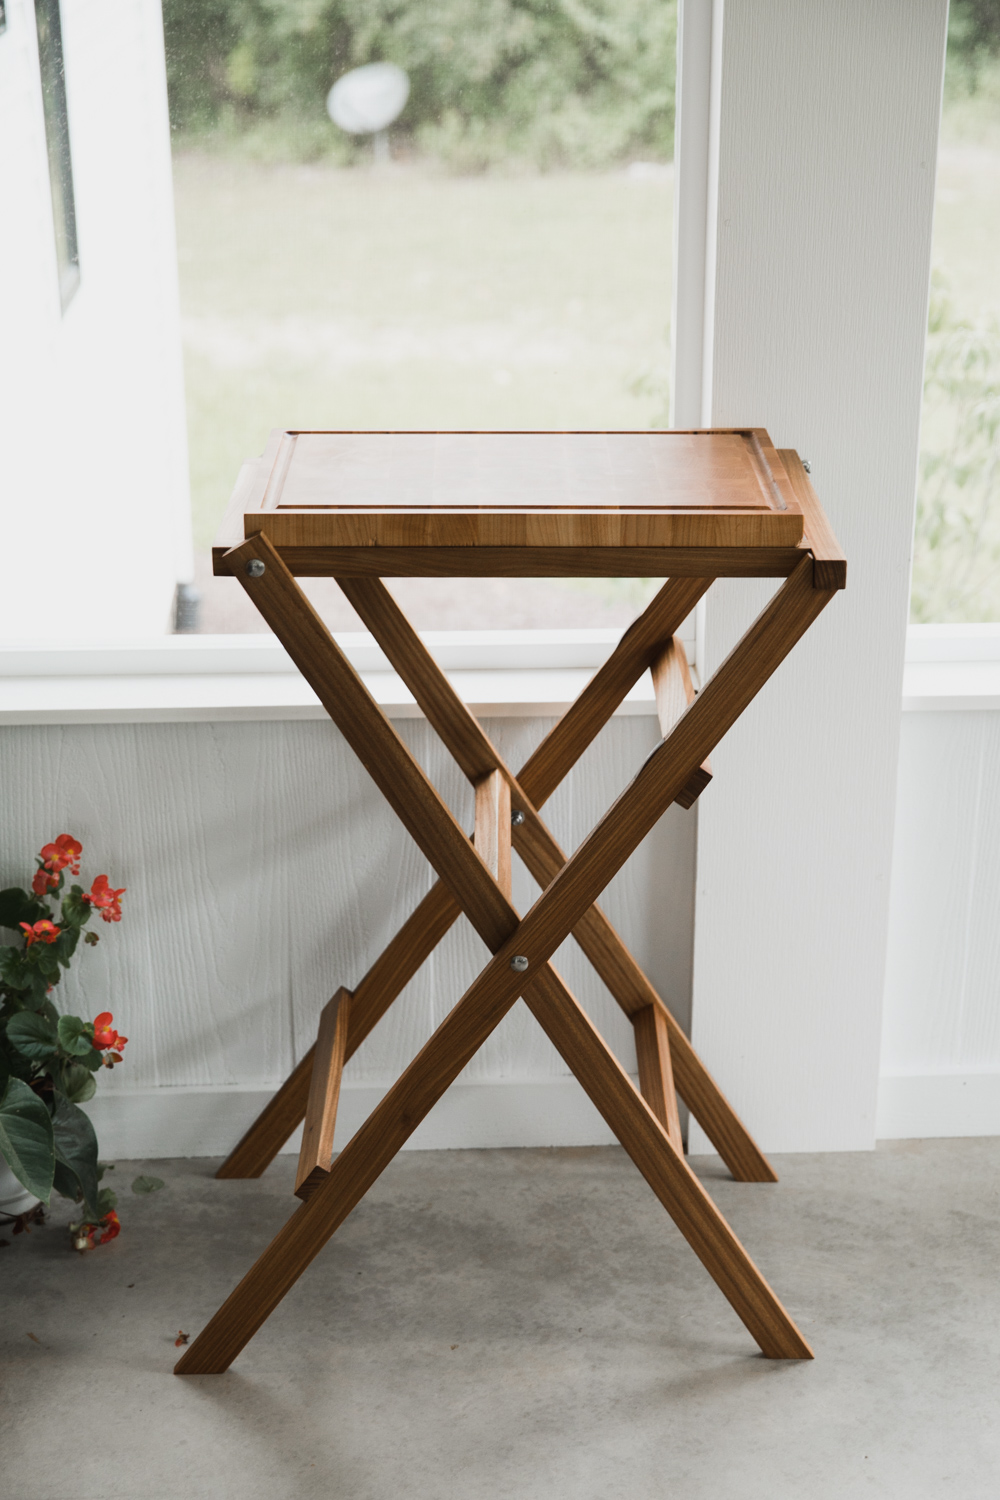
[83,1077,625,1160]
[902,624,1000,711]
[877,1074,1000,1140]
[0,628,697,725]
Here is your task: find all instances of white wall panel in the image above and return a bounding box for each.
[688,0,949,1152]
[0,714,697,1151]
[880,711,1000,1138]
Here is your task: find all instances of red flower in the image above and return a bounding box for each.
[85,874,125,924]
[71,1210,120,1251]
[92,1011,127,1056]
[98,1210,120,1244]
[39,835,82,876]
[20,919,60,947]
[31,868,59,897]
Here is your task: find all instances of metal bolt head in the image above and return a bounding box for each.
[245,558,266,578]
[509,954,529,973]
[511,809,526,826]
[802,459,812,474]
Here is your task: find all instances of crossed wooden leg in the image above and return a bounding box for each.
[176,540,833,1373]
[218,573,772,1184]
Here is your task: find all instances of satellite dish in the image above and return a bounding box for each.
[327,63,410,136]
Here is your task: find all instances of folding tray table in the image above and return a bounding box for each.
[176,428,845,1373]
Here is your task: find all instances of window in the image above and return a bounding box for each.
[161,0,678,634]
[34,0,79,311]
[912,2,1000,622]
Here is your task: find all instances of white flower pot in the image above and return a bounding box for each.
[0,1157,41,1218]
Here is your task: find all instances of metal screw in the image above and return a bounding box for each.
[511,810,525,826]
[245,559,266,578]
[802,459,812,474]
[509,955,529,973]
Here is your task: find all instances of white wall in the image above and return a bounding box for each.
[879,708,1000,1138]
[0,0,190,641]
[0,712,698,1156]
[685,0,949,1153]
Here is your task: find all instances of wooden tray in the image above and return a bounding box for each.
[212,429,837,580]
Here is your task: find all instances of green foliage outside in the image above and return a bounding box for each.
[912,277,1000,622]
[911,10,1000,622]
[162,0,677,169]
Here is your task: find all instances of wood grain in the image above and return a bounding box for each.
[178,550,829,1372]
[295,988,350,1200]
[522,966,812,1359]
[216,879,462,1179]
[230,429,805,555]
[780,449,848,591]
[214,543,804,579]
[505,559,834,988]
[475,771,512,900]
[337,574,498,783]
[650,637,712,809]
[519,575,713,809]
[223,569,774,1183]
[229,534,514,953]
[179,941,811,1371]
[339,574,773,1182]
[511,802,777,1181]
[631,1001,683,1152]
[244,510,805,551]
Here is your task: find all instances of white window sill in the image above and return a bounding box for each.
[902,625,1000,712]
[3,622,998,726]
[0,631,675,726]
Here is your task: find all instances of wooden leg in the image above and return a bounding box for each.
[178,938,810,1373]
[633,1001,683,1153]
[339,572,791,1182]
[221,561,795,1186]
[216,879,460,1178]
[474,770,512,898]
[220,574,712,1180]
[177,934,533,1374]
[650,637,712,808]
[177,549,829,1372]
[295,988,350,1201]
[523,966,812,1359]
[513,808,777,1181]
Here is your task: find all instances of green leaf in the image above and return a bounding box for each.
[131,1175,165,1195]
[51,1095,100,1220]
[54,927,80,966]
[60,1063,97,1104]
[6,1010,58,1060]
[0,946,30,991]
[57,1014,95,1057]
[97,1186,118,1215]
[0,1077,54,1204]
[0,888,47,933]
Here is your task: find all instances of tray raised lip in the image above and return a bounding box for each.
[248,426,802,522]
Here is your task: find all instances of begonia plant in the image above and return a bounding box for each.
[0,834,132,1247]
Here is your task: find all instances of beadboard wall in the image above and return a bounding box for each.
[0,713,697,1158]
[879,709,1000,1139]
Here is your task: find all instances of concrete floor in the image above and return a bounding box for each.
[3,1139,1000,1499]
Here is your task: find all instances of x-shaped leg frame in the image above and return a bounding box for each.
[177,539,835,1373]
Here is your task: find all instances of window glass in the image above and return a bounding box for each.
[912,2,1000,623]
[162,0,677,632]
[35,0,79,311]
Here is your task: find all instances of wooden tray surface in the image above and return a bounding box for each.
[210,429,852,580]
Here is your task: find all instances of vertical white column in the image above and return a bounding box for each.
[687,0,948,1152]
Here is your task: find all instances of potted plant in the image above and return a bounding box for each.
[0,834,130,1248]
